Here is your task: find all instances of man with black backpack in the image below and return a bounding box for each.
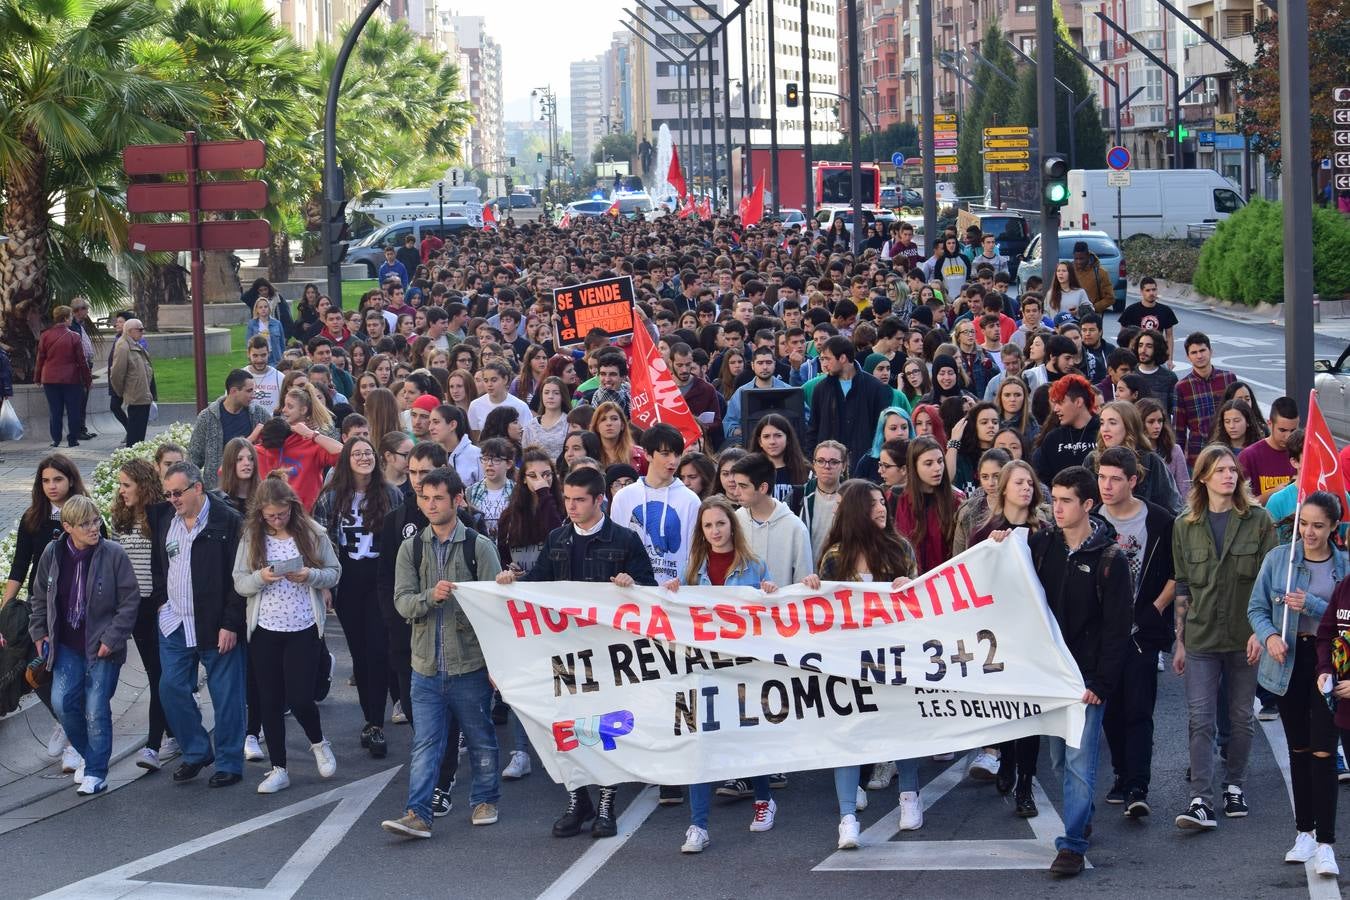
[381,467,503,841]
[995,465,1133,877]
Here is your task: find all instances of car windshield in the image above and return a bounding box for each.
[981,217,1024,242]
[618,198,652,213]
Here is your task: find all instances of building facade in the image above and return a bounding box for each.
[571,58,606,166]
[261,0,361,48]
[453,16,505,172]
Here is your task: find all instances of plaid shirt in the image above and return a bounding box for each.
[1174,366,1236,464]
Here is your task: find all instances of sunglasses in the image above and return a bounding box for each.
[165,486,198,499]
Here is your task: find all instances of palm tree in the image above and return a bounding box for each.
[0,0,205,379]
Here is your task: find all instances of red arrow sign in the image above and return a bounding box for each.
[124,139,265,176]
[127,180,269,214]
[128,219,272,253]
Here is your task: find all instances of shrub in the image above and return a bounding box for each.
[1194,199,1350,305]
[1121,236,1202,284]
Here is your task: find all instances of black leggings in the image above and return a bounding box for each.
[249,625,325,769]
[1278,636,1338,844]
[335,589,388,728]
[997,736,1040,779]
[130,598,171,749]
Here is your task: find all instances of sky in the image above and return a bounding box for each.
[450,0,629,126]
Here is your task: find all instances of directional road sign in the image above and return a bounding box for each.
[127,180,269,215]
[1337,109,1350,125]
[985,150,1031,161]
[1335,87,1350,103]
[891,152,905,167]
[1337,174,1350,191]
[1336,131,1350,147]
[986,163,1030,173]
[983,126,1029,137]
[1336,152,1350,168]
[984,138,1031,149]
[129,220,272,253]
[124,139,265,176]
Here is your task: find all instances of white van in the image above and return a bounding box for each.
[1064,168,1244,239]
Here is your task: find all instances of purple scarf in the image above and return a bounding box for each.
[63,537,95,633]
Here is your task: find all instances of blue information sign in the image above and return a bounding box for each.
[891,151,905,168]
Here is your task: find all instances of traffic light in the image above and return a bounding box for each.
[322,197,350,265]
[505,176,514,194]
[537,151,544,163]
[509,156,516,167]
[1167,125,1190,141]
[785,82,799,107]
[1042,154,1069,211]
[451,169,460,186]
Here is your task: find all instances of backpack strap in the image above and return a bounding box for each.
[461,527,480,582]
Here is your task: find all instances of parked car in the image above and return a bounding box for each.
[1315,346,1350,440]
[344,217,471,277]
[563,199,613,218]
[1020,229,1127,312]
[489,194,537,210]
[813,205,879,235]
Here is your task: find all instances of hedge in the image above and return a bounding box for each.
[1121,236,1202,285]
[1192,199,1350,305]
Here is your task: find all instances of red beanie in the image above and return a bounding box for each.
[412,394,440,412]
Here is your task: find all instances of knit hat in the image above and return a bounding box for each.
[862,353,889,374]
[605,463,639,489]
[932,354,959,380]
[411,394,440,413]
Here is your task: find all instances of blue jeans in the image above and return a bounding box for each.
[406,667,499,822]
[158,625,247,775]
[43,383,84,444]
[833,759,920,815]
[1048,702,1105,855]
[51,647,122,781]
[689,776,771,829]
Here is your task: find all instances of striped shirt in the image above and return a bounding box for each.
[159,497,211,647]
[110,527,155,599]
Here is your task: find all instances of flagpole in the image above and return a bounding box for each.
[1280,498,1299,640]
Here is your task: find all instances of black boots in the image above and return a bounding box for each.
[592,787,618,837]
[553,788,596,837]
[1014,773,1038,818]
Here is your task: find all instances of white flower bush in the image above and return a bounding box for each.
[0,422,195,599]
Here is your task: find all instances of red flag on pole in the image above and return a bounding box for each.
[559,211,571,228]
[697,195,712,220]
[606,198,621,217]
[667,146,688,200]
[677,195,697,219]
[628,316,703,449]
[1298,389,1349,520]
[482,203,496,229]
[741,174,765,226]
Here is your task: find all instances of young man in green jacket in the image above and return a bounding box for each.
[1171,444,1277,830]
[381,467,503,840]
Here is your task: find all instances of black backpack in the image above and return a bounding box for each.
[409,526,481,583]
[0,599,35,716]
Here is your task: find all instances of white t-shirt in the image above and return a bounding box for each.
[249,365,283,413]
[468,392,532,433]
[608,478,702,584]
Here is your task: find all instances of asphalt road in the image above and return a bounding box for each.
[2,300,1343,900]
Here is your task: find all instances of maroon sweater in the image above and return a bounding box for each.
[1316,578,1350,729]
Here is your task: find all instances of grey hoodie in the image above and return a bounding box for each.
[736,500,815,585]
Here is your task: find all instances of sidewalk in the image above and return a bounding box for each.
[1147,277,1350,343]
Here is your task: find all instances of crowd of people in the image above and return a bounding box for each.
[2,210,1345,880]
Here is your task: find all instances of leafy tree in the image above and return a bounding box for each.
[956,23,1022,196]
[1232,0,1350,176]
[0,0,206,378]
[819,122,919,164]
[591,132,637,165]
[1015,1,1106,170]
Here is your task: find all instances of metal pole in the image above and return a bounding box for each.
[919,0,936,246]
[323,0,386,307]
[438,180,445,232]
[695,40,706,193]
[1066,88,1076,170]
[799,0,813,219]
[846,0,861,253]
[708,39,719,208]
[767,0,780,214]
[722,24,734,211]
[1036,0,1058,286]
[185,130,208,412]
[741,10,751,200]
[1278,0,1313,403]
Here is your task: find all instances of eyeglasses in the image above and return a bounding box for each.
[482,456,510,465]
[165,486,198,499]
[350,451,376,461]
[262,509,291,522]
[813,458,843,467]
[388,450,411,459]
[70,519,101,531]
[878,461,900,472]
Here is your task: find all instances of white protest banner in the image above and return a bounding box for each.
[454,532,1086,790]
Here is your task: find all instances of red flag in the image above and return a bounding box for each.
[667,146,688,200]
[628,316,702,449]
[742,174,765,226]
[677,195,697,219]
[606,198,621,217]
[1299,390,1349,520]
[697,196,712,220]
[559,211,571,228]
[482,203,496,229]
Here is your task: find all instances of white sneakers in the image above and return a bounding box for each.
[244,734,265,762]
[390,702,408,725]
[61,745,83,774]
[135,748,162,771]
[161,737,181,760]
[681,825,710,853]
[855,786,868,812]
[837,814,861,850]
[72,763,85,784]
[899,791,924,831]
[312,740,337,779]
[867,761,897,790]
[1316,844,1340,877]
[47,723,68,758]
[502,750,532,780]
[1287,832,1318,864]
[75,776,106,796]
[968,749,1000,780]
[749,799,777,832]
[258,766,290,794]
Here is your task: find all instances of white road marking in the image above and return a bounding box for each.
[813,752,1080,871]
[1256,700,1342,900]
[535,785,659,900]
[33,767,401,900]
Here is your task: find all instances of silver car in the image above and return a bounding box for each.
[1315,346,1350,439]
